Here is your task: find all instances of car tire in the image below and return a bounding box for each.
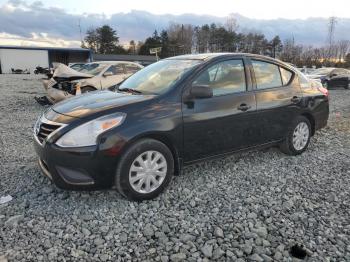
[345,81,350,89]
[81,86,95,93]
[115,138,174,201]
[279,116,311,156]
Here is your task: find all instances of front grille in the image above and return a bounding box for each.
[37,122,61,144]
[58,82,73,92]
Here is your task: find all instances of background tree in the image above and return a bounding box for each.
[96,25,120,54]
[269,36,283,58]
[139,30,162,56]
[128,40,137,54]
[84,27,99,52]
[225,14,239,33]
[345,53,350,68]
[84,25,126,54]
[167,23,194,55]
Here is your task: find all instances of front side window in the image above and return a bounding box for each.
[252,60,282,89]
[106,65,124,75]
[193,59,246,96]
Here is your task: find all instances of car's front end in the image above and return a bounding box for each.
[33,89,161,190]
[33,109,128,190]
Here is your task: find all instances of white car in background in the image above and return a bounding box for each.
[43,61,143,103]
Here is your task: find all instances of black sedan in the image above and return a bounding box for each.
[307,67,350,89]
[34,53,329,200]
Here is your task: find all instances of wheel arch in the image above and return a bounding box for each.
[121,133,182,176]
[301,112,315,136]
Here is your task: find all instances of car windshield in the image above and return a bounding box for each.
[78,63,109,76]
[313,68,334,75]
[118,59,202,95]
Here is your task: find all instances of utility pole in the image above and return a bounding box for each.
[327,16,337,62]
[78,18,84,47]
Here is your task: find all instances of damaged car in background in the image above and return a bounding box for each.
[40,61,143,104]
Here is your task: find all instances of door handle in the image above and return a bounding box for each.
[291,96,301,103]
[237,103,251,111]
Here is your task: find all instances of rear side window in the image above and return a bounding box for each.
[193,59,246,96]
[280,67,293,85]
[252,60,282,89]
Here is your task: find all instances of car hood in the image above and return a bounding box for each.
[52,63,93,81]
[51,90,154,118]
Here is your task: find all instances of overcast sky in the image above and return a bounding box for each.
[0,0,350,47]
[3,0,349,19]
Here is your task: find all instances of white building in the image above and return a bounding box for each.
[0,46,92,74]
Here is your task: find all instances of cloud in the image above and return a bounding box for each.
[0,0,350,47]
[0,32,81,47]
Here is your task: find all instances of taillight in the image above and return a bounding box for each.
[318,87,329,97]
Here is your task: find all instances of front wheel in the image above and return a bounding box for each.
[280,116,311,155]
[115,139,174,201]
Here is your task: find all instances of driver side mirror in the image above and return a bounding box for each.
[103,71,113,77]
[190,85,213,99]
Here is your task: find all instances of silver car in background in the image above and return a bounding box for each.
[43,61,143,103]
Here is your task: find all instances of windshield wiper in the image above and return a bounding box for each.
[118,88,143,94]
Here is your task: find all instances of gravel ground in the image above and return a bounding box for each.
[0,74,349,262]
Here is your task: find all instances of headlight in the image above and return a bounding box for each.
[55,113,126,147]
[33,115,42,135]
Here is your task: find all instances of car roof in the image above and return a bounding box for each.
[166,53,295,71]
[166,52,283,63]
[88,61,142,65]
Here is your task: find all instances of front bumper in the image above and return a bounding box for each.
[34,135,125,190]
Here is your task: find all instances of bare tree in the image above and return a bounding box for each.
[337,40,350,62]
[167,23,195,55]
[225,14,239,33]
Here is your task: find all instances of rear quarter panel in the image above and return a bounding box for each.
[301,86,329,130]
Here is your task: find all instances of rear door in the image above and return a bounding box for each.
[182,58,258,162]
[250,59,303,143]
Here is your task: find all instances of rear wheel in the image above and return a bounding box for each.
[280,116,311,155]
[115,139,174,201]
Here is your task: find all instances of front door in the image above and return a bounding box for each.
[182,58,258,162]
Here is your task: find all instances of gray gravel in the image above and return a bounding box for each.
[1,74,350,261]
